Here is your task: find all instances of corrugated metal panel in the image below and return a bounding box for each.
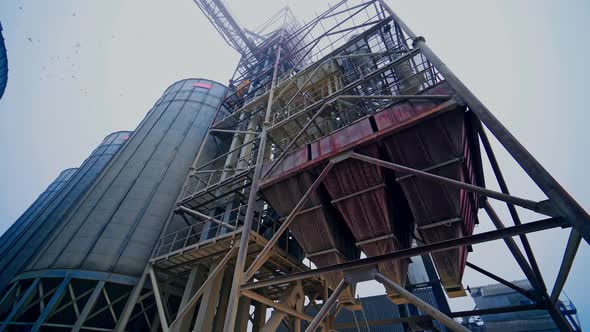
[262,169,360,303]
[379,87,479,295]
[27,79,226,278]
[0,131,130,290]
[0,21,7,99]
[322,144,413,302]
[0,168,77,257]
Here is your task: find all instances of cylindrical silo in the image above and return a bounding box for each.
[0,131,131,291]
[0,168,77,256]
[0,79,226,331]
[0,21,7,99]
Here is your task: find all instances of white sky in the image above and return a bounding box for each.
[0,0,588,328]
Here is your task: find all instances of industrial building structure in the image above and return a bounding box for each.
[470,280,580,331]
[0,0,588,331]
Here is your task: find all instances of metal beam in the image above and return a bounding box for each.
[241,290,319,326]
[478,123,547,291]
[466,262,536,301]
[222,42,284,332]
[242,217,568,290]
[0,278,40,331]
[72,281,105,332]
[148,266,170,332]
[0,282,18,313]
[350,152,554,216]
[114,269,148,332]
[31,277,71,332]
[449,303,544,318]
[169,246,237,329]
[244,162,334,280]
[550,229,581,304]
[373,272,469,332]
[305,279,348,332]
[482,200,541,291]
[177,206,236,231]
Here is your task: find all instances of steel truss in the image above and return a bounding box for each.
[113,1,587,331]
[0,271,157,331]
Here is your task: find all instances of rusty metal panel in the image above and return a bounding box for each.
[310,118,374,159]
[261,169,359,302]
[381,107,479,296]
[322,145,413,302]
[262,145,308,179]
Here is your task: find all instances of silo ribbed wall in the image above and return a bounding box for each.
[0,131,131,290]
[28,79,226,278]
[0,168,77,257]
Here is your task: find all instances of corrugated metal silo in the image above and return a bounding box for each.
[28,79,225,277]
[0,131,131,290]
[0,168,77,256]
[0,79,226,331]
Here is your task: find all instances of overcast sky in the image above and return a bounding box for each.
[0,0,588,328]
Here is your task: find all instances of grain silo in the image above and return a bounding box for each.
[0,131,131,292]
[0,168,77,258]
[0,79,226,331]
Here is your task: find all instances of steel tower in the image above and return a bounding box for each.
[124,1,587,331]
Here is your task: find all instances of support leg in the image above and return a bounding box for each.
[262,283,303,332]
[373,272,469,332]
[115,269,149,332]
[235,297,251,332]
[174,264,207,332]
[72,281,105,332]
[193,261,225,332]
[0,278,40,331]
[31,277,71,332]
[149,266,170,332]
[305,279,349,332]
[213,267,234,332]
[252,302,267,332]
